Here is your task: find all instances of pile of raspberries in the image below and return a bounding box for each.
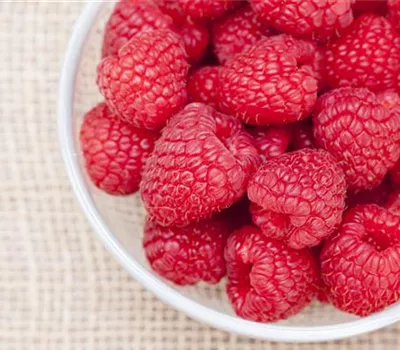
[79,0,400,322]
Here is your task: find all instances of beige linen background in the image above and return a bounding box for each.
[1,2,399,349]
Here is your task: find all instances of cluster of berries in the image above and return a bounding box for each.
[79,0,400,322]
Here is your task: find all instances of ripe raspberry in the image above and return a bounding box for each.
[178,19,209,63]
[219,35,318,125]
[97,29,188,131]
[157,0,187,23]
[249,0,354,42]
[290,120,315,150]
[248,149,346,249]
[385,190,400,215]
[388,0,400,31]
[377,90,400,109]
[79,103,157,195]
[325,14,400,92]
[321,204,400,316]
[225,225,318,322]
[347,177,392,208]
[140,103,261,227]
[391,159,400,187]
[247,126,292,162]
[313,87,400,191]
[101,0,174,57]
[178,0,238,20]
[212,5,272,64]
[187,66,220,108]
[143,216,229,285]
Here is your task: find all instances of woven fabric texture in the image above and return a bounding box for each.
[0,2,399,349]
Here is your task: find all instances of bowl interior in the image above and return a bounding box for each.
[65,2,400,339]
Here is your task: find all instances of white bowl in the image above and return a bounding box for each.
[58,2,400,342]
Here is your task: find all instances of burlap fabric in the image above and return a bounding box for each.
[1,2,399,349]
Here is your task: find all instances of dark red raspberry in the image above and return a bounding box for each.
[353,0,387,15]
[140,103,261,227]
[248,149,346,249]
[325,14,400,92]
[391,159,400,187]
[187,66,220,108]
[212,5,272,64]
[388,0,400,31]
[247,126,292,162]
[219,35,318,125]
[97,29,188,131]
[79,103,158,195]
[290,119,315,150]
[178,0,238,20]
[347,177,392,208]
[225,225,318,322]
[385,190,400,215]
[143,216,229,285]
[101,0,174,57]
[321,204,400,316]
[250,0,354,42]
[178,19,210,63]
[313,87,400,191]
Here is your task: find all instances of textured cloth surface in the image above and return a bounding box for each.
[1,2,399,349]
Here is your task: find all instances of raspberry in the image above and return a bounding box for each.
[347,177,392,208]
[249,0,354,42]
[247,126,292,162]
[219,35,318,125]
[178,0,238,20]
[212,5,272,64]
[97,29,188,131]
[187,66,220,108]
[385,190,400,215]
[353,0,387,15]
[157,0,187,23]
[311,244,330,303]
[388,0,400,31]
[178,19,209,63]
[101,0,174,57]
[143,216,229,285]
[79,103,157,195]
[391,159,400,187]
[248,149,346,249]
[313,87,400,191]
[377,90,400,109]
[225,225,318,322]
[140,103,261,227]
[290,120,315,150]
[325,14,400,92]
[321,204,400,316]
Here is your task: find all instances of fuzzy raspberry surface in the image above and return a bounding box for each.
[225,225,318,322]
[212,5,272,64]
[143,216,230,285]
[140,103,260,227]
[321,204,400,316]
[219,35,318,125]
[250,0,354,42]
[187,66,220,108]
[325,14,400,92]
[248,149,347,249]
[97,29,188,131]
[102,0,174,57]
[313,87,400,191]
[79,103,158,195]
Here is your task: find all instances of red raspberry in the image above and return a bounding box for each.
[187,66,220,108]
[248,149,346,249]
[247,126,292,162]
[143,216,229,285]
[79,103,158,195]
[212,5,272,64]
[388,0,400,31]
[347,177,392,208]
[219,35,318,125]
[140,103,261,227]
[325,14,400,92]
[290,120,315,150]
[391,159,400,187]
[157,0,187,23]
[178,0,238,20]
[101,0,174,57]
[353,0,387,15]
[385,189,400,215]
[225,225,318,322]
[321,205,400,316]
[313,87,400,191]
[377,90,400,110]
[249,0,354,42]
[97,29,188,131]
[178,19,209,63]
[311,244,330,303]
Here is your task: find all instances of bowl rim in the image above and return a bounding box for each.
[58,1,400,343]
